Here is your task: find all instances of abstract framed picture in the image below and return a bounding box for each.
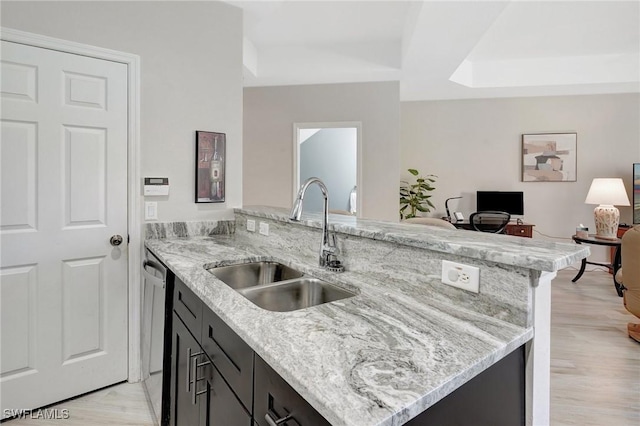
[522,132,577,182]
[195,131,225,203]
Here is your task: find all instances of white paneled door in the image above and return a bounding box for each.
[0,41,128,415]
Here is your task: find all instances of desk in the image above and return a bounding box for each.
[571,234,623,297]
[453,222,534,238]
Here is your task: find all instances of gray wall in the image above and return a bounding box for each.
[401,93,640,261]
[2,1,244,222]
[243,81,400,221]
[300,128,357,213]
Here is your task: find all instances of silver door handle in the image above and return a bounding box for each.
[110,235,123,246]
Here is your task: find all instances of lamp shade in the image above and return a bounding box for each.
[585,178,630,206]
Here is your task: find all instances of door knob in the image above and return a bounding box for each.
[110,235,124,246]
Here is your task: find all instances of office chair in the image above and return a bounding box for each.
[469,211,511,234]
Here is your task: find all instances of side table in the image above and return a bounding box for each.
[571,234,623,297]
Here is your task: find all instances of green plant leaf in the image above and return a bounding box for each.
[399,168,437,219]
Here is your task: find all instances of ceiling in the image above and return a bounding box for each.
[232,0,640,101]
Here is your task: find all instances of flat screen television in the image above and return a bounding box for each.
[476,191,524,216]
[634,163,640,224]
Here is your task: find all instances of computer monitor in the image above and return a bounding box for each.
[476,191,524,216]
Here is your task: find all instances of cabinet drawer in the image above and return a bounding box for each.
[174,277,203,339]
[254,356,330,426]
[506,225,532,238]
[202,307,254,412]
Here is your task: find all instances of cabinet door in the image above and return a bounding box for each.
[254,356,330,426]
[202,306,254,412]
[169,313,206,426]
[174,277,203,339]
[202,363,252,426]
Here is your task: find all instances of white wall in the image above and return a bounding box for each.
[2,1,243,222]
[243,81,400,221]
[401,93,640,261]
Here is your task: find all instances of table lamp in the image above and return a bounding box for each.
[584,178,630,240]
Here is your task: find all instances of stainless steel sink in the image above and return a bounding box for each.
[238,278,356,312]
[207,261,303,290]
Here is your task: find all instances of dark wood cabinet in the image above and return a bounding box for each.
[254,356,330,426]
[405,346,525,425]
[167,277,327,426]
[169,313,206,426]
[166,275,523,426]
[173,275,203,337]
[202,362,252,426]
[169,278,252,426]
[201,306,254,412]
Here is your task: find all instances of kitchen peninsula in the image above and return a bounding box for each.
[145,206,589,426]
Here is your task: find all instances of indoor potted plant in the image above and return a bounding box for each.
[400,168,436,219]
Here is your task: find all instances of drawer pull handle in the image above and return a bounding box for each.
[186,348,204,392]
[265,413,293,426]
[189,354,211,405]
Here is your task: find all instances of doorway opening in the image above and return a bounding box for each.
[293,122,362,217]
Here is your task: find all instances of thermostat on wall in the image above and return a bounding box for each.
[144,177,169,196]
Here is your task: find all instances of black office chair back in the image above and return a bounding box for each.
[469,211,511,234]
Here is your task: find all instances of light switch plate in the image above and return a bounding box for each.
[247,219,256,232]
[145,202,158,220]
[259,222,269,236]
[441,260,480,293]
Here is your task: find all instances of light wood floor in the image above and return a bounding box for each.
[4,381,155,425]
[551,269,640,426]
[5,269,639,425]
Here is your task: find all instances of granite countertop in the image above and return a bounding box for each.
[146,235,535,426]
[238,206,590,272]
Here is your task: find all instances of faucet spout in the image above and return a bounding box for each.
[289,177,336,268]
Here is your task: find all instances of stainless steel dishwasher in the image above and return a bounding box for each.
[141,249,168,425]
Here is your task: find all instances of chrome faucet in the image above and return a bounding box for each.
[290,177,338,268]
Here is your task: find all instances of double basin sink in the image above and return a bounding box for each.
[207,261,356,312]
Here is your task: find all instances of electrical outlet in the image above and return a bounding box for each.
[246,219,256,232]
[259,221,269,236]
[441,260,480,293]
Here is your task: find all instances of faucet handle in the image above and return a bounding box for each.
[322,244,337,255]
[329,232,338,248]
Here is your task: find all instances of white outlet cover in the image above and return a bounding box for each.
[259,222,269,236]
[145,201,158,220]
[247,219,256,232]
[441,260,480,293]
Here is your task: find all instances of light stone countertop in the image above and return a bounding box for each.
[238,206,590,272]
[146,235,535,426]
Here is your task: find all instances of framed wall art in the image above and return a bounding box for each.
[522,132,577,182]
[195,131,225,203]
